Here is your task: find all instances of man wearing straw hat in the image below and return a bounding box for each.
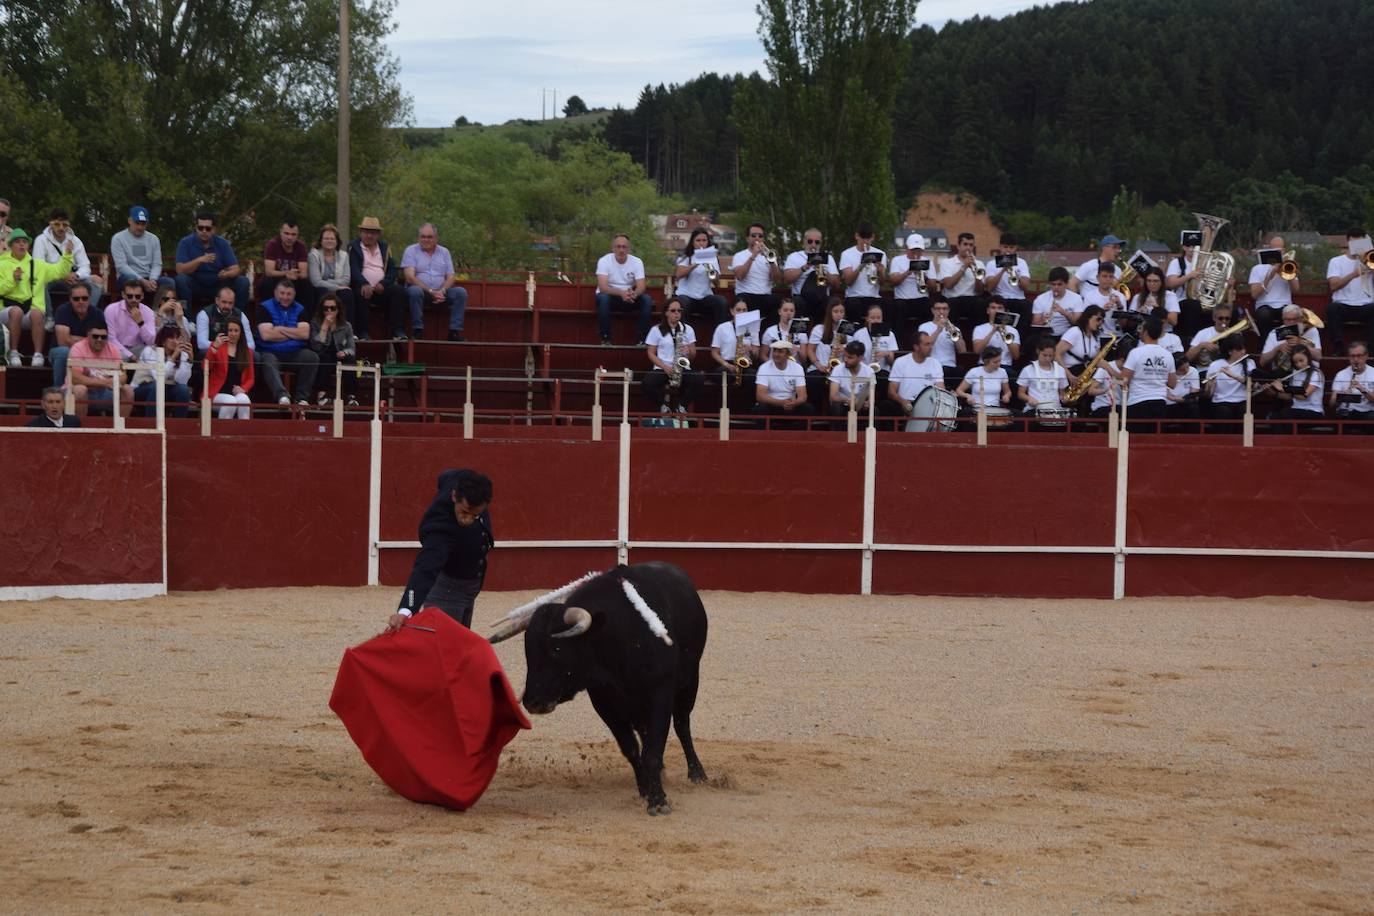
[347,216,408,341]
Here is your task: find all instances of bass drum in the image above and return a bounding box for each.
[905,386,959,432]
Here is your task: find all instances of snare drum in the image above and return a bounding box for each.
[1034,406,1074,428]
[977,405,1014,428]
[905,386,959,432]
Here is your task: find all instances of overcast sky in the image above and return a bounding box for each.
[390,0,1051,127]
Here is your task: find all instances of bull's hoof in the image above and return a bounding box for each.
[646,801,673,816]
[688,766,708,784]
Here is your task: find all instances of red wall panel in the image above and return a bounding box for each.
[1128,444,1374,552]
[629,439,864,543]
[629,547,863,594]
[380,546,618,592]
[166,436,370,589]
[1126,555,1372,601]
[1,431,162,586]
[874,442,1116,547]
[873,552,1114,598]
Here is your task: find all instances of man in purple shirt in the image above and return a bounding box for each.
[103,278,158,357]
[401,223,469,342]
[258,219,313,308]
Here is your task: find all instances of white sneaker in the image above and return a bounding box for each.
[316,392,331,407]
[660,403,670,414]
[6,351,20,368]
[277,395,291,406]
[30,352,45,368]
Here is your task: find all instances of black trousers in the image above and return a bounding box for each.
[1125,398,1166,432]
[1251,304,1287,342]
[889,297,932,350]
[1003,297,1032,340]
[738,292,780,326]
[1327,300,1374,351]
[795,279,832,325]
[642,369,703,410]
[751,401,815,429]
[351,281,407,338]
[843,295,883,323]
[314,350,359,398]
[678,294,728,327]
[1206,399,1246,434]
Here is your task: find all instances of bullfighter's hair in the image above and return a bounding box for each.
[619,577,673,646]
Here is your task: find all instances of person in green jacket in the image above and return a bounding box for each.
[0,227,73,368]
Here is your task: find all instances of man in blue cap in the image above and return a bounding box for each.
[110,205,173,298]
[1069,234,1124,294]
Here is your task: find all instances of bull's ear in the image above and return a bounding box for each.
[550,606,593,639]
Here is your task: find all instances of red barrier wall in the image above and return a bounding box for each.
[1,431,162,587]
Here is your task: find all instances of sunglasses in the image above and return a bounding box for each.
[323,306,338,312]
[125,292,144,300]
[196,225,214,232]
[90,334,108,340]
[69,296,90,302]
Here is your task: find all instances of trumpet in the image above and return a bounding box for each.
[705,261,719,282]
[1278,250,1299,281]
[971,257,987,283]
[1363,250,1374,271]
[914,265,929,296]
[1000,326,1016,345]
[762,246,778,266]
[944,320,962,343]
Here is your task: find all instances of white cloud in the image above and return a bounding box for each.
[388,0,1048,126]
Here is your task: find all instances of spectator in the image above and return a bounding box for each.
[104,278,159,357]
[132,325,194,417]
[26,386,80,428]
[174,211,249,311]
[0,197,11,255]
[66,325,130,417]
[308,224,353,321]
[1,228,73,368]
[50,283,106,388]
[204,316,254,420]
[151,287,194,354]
[402,223,469,341]
[595,233,652,345]
[256,278,319,407]
[195,285,257,354]
[258,219,313,308]
[33,208,99,313]
[110,205,172,297]
[308,292,359,407]
[347,216,407,340]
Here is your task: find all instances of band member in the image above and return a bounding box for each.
[888,330,946,417]
[918,300,968,387]
[1326,230,1374,355]
[984,232,1032,333]
[1185,301,1238,365]
[1031,266,1084,337]
[972,296,1021,366]
[753,339,814,428]
[595,233,653,345]
[710,298,760,387]
[1086,340,1131,419]
[1248,234,1301,340]
[1166,230,1232,341]
[1203,334,1254,430]
[827,340,875,419]
[1130,268,1179,327]
[852,302,897,372]
[1082,262,1130,332]
[1165,352,1201,424]
[937,231,985,333]
[1149,306,1185,353]
[1328,340,1373,427]
[1016,339,1069,415]
[782,228,838,324]
[642,298,701,415]
[838,221,887,323]
[1119,317,1178,427]
[806,298,846,406]
[389,469,494,630]
[761,297,806,355]
[732,223,782,324]
[1056,305,1106,376]
[1259,305,1322,370]
[956,347,1011,416]
[889,233,935,345]
[1266,345,1325,429]
[1069,234,1123,293]
[674,228,728,327]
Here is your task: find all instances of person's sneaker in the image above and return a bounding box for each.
[677,405,687,415]
[391,329,408,341]
[447,330,465,342]
[316,392,331,407]
[346,396,360,407]
[295,398,310,407]
[6,350,20,368]
[277,395,291,407]
[30,352,45,368]
[660,403,670,415]
[600,335,612,346]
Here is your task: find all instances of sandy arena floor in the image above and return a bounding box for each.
[1,587,1371,914]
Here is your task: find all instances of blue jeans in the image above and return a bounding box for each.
[406,285,468,333]
[134,381,193,417]
[116,273,175,294]
[50,345,70,387]
[596,291,654,343]
[175,274,249,311]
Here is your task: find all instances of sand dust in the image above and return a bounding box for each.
[1,588,1371,913]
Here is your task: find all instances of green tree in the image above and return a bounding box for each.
[563,95,589,117]
[733,0,918,247]
[0,0,408,248]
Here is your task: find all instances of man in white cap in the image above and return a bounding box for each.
[347,216,408,340]
[752,338,814,428]
[889,232,936,349]
[110,205,173,297]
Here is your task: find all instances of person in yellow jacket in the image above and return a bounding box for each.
[0,227,73,368]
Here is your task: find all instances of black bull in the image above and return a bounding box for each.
[490,562,708,815]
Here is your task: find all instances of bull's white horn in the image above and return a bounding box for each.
[550,606,593,639]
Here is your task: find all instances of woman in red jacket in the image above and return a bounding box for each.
[204,316,254,419]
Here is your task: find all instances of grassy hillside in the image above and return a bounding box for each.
[398,109,611,150]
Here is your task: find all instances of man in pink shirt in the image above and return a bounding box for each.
[65,326,131,417]
[103,278,158,356]
[346,216,407,340]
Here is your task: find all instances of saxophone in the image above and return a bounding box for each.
[1186,213,1236,310]
[1064,333,1118,402]
[668,326,690,389]
[828,328,847,369]
[733,330,752,386]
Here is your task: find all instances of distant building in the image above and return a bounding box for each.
[893,225,949,252]
[653,211,738,254]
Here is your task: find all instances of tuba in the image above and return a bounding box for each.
[1186,213,1236,310]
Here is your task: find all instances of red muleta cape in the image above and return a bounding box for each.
[329,606,531,810]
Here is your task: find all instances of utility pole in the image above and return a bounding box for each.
[336,0,351,232]
[541,88,557,120]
